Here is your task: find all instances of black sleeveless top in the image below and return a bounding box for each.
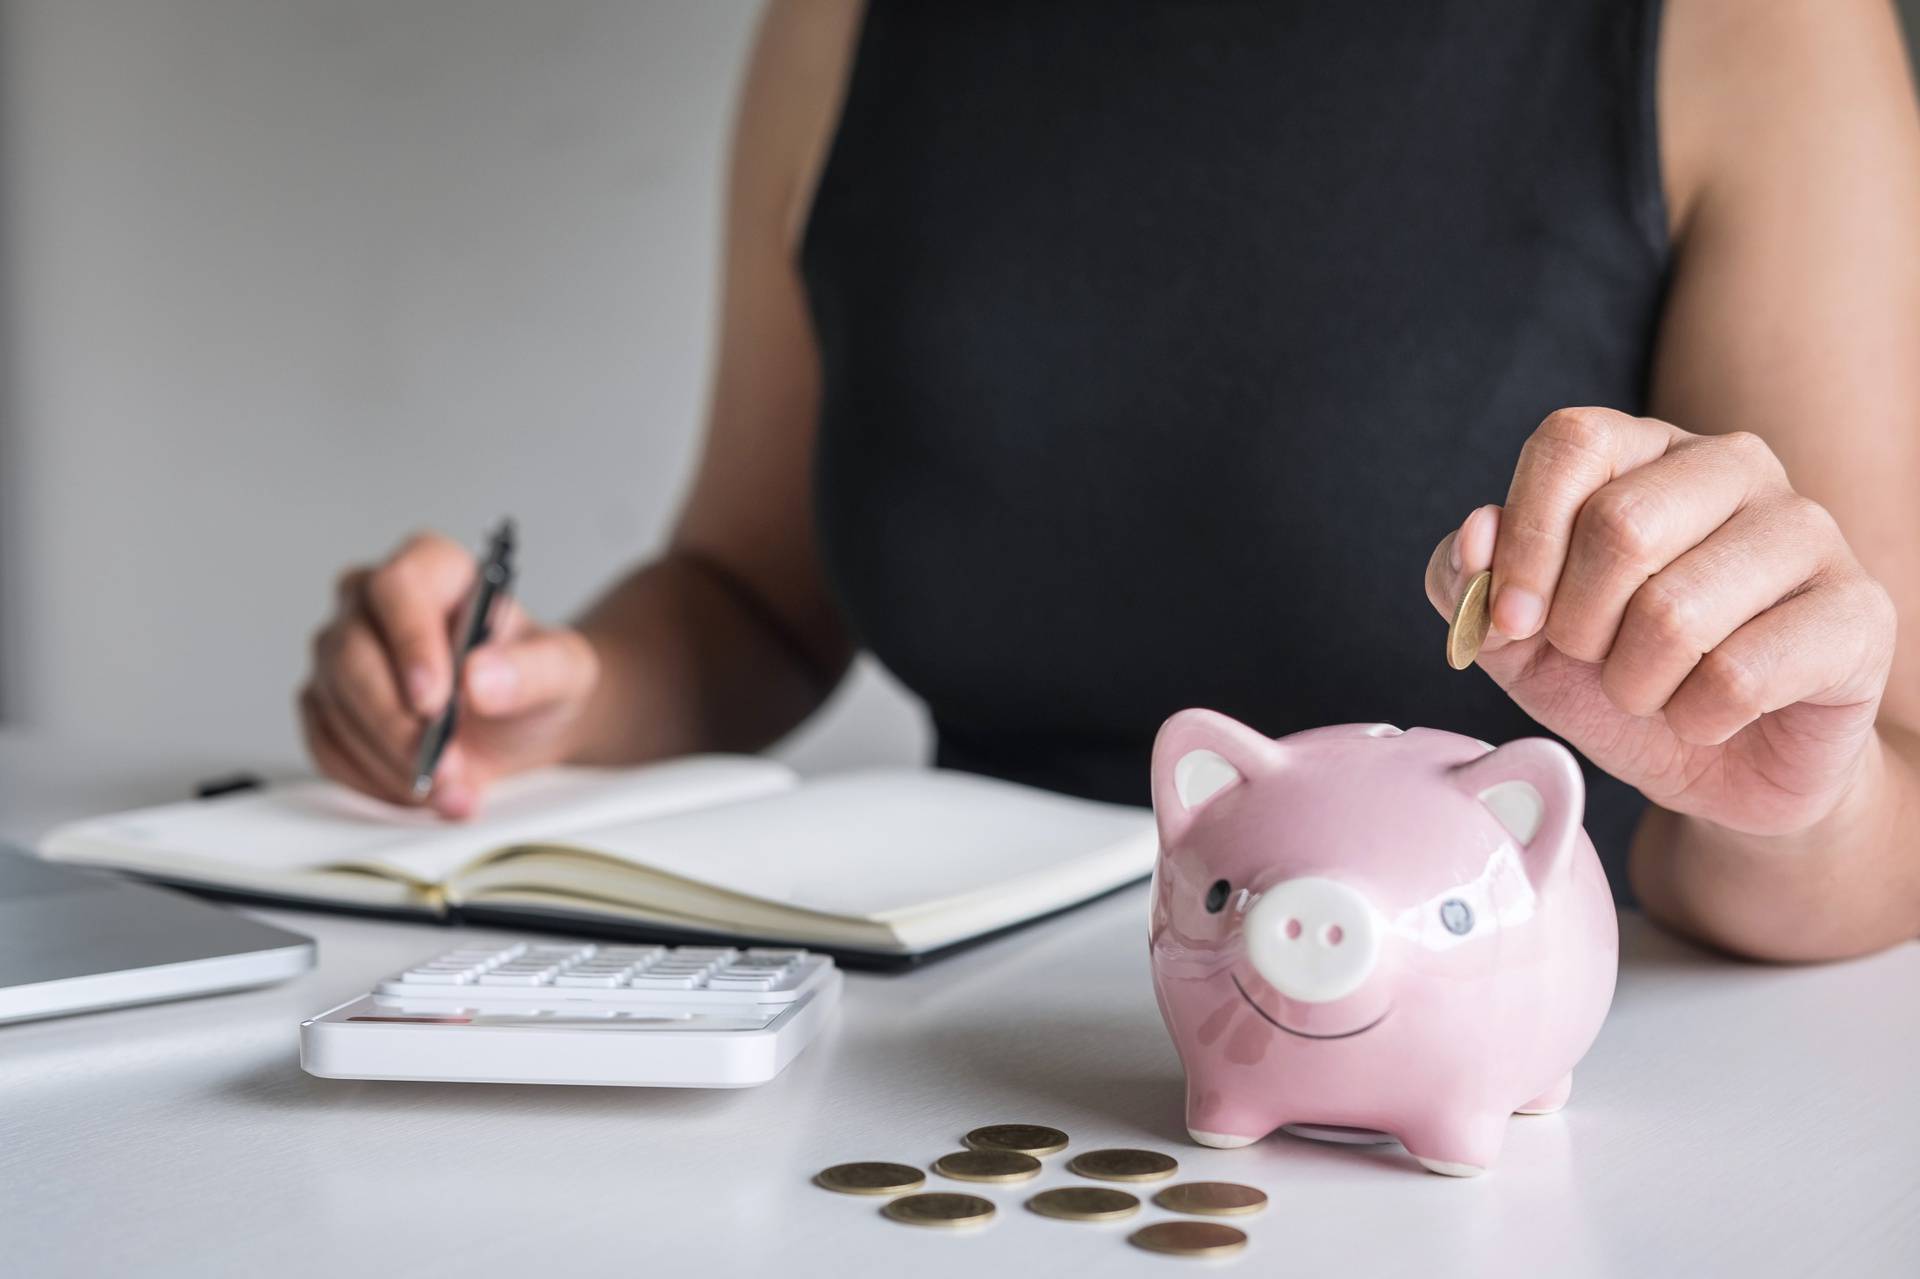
[802,0,1669,892]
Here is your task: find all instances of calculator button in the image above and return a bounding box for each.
[706,977,775,991]
[400,970,473,984]
[627,974,699,990]
[553,974,623,988]
[478,972,555,986]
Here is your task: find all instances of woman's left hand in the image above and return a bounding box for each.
[1424,406,1897,837]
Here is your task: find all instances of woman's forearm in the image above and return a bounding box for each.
[1629,727,1920,962]
[564,550,851,766]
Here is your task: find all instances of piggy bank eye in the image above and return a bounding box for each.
[1439,898,1474,935]
[1204,879,1231,914]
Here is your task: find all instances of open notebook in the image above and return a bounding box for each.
[39,758,1156,968]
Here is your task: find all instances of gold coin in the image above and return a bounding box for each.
[882,1192,997,1228]
[1129,1221,1249,1258]
[813,1161,926,1196]
[964,1123,1070,1157]
[1067,1148,1179,1182]
[1446,569,1493,670]
[931,1149,1043,1183]
[1153,1181,1268,1216]
[1026,1186,1141,1223]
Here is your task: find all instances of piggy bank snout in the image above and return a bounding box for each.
[1243,877,1381,1004]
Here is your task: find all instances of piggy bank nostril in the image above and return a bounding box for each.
[1284,918,1302,940]
[1324,923,1345,947]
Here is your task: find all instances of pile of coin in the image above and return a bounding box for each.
[814,1123,1267,1259]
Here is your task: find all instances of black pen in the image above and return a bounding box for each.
[412,518,517,800]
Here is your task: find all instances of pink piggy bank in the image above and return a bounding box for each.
[1148,710,1618,1176]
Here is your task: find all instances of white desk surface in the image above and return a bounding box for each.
[1,729,1915,1278]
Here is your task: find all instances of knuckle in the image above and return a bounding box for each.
[1779,494,1838,543]
[394,528,449,558]
[1865,575,1898,633]
[308,623,337,667]
[366,557,411,604]
[1635,577,1701,650]
[333,643,389,714]
[1846,573,1899,653]
[393,529,467,571]
[1582,487,1659,568]
[1718,430,1783,479]
[332,565,370,603]
[1536,407,1615,457]
[1697,647,1766,717]
[559,628,600,684]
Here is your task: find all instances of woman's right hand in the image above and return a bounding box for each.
[298,532,601,819]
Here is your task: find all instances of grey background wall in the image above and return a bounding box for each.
[0,0,928,772]
[1,1,1918,769]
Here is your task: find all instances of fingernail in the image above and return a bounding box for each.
[407,665,439,714]
[1494,586,1545,639]
[466,653,516,709]
[1446,534,1462,574]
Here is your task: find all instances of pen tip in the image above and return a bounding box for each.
[411,775,434,802]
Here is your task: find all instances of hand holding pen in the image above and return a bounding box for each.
[412,519,519,800]
[298,521,602,819]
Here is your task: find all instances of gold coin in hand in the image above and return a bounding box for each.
[1446,569,1494,670]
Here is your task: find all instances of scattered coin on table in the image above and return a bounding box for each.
[1067,1148,1179,1182]
[1128,1220,1250,1258]
[1025,1186,1141,1223]
[1446,568,1493,669]
[882,1192,997,1229]
[963,1123,1070,1157]
[931,1149,1043,1183]
[814,1161,927,1195]
[1153,1181,1268,1216]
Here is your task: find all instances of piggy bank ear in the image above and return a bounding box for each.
[1448,738,1585,887]
[1151,709,1275,846]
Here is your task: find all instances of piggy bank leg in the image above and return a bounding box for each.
[1184,1079,1280,1149]
[1397,1112,1508,1177]
[1515,1072,1573,1115]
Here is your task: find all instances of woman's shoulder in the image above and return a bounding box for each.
[1659,0,1918,243]
[730,0,866,256]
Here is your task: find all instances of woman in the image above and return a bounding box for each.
[300,0,1920,961]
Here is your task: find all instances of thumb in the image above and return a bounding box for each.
[1425,505,1522,664]
[462,628,599,719]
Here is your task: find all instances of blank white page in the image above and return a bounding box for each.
[550,768,1154,920]
[43,756,796,884]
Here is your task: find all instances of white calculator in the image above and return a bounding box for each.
[300,941,841,1088]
